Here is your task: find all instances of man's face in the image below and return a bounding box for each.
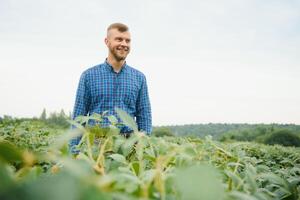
[105,29,131,61]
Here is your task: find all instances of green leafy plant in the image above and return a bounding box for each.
[0,110,299,200]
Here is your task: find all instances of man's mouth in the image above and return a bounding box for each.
[116,47,129,51]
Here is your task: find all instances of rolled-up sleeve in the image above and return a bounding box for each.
[136,75,152,134]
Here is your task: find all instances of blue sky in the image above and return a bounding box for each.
[1,0,300,125]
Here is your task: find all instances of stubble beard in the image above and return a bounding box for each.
[110,46,130,62]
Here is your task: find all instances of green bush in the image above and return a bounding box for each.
[264,129,300,147]
[152,127,174,137]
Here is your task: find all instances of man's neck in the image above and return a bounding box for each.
[107,56,125,73]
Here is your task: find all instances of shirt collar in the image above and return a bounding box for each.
[104,58,127,73]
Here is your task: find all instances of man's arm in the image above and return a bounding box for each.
[136,75,152,134]
[69,71,91,154]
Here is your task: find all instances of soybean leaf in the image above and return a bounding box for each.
[0,140,22,163]
[175,164,224,200]
[115,108,138,133]
[109,154,127,164]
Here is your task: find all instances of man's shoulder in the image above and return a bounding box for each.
[126,64,146,79]
[83,63,104,75]
[79,64,106,81]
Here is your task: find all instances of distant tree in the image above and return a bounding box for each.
[256,126,267,135]
[153,127,174,137]
[264,129,300,147]
[40,108,47,121]
[59,109,66,118]
[46,109,70,128]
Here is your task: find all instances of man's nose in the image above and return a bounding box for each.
[121,40,128,46]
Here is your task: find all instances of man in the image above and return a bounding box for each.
[69,23,152,153]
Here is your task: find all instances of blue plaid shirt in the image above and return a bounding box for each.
[69,60,152,150]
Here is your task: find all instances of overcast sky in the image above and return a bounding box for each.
[1,0,300,125]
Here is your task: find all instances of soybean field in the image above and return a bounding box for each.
[0,111,299,200]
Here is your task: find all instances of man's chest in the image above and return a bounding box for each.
[89,72,140,105]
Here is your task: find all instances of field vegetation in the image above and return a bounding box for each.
[0,110,299,200]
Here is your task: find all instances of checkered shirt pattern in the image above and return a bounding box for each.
[69,60,152,153]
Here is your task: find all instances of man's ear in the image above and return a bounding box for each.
[104,38,108,46]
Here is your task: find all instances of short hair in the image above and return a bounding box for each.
[107,23,129,33]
